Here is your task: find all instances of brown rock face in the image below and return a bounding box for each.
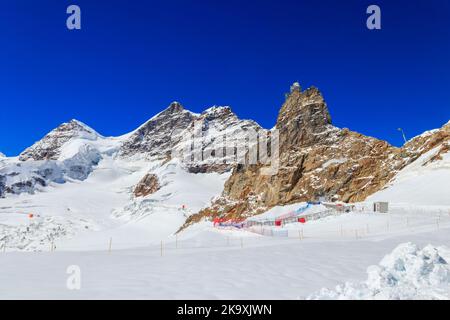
[119,102,196,160]
[277,86,332,152]
[182,86,450,229]
[403,121,450,164]
[134,174,161,197]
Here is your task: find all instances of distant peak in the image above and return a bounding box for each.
[68,119,89,128]
[57,119,99,136]
[166,101,185,113]
[0,152,5,158]
[202,106,232,115]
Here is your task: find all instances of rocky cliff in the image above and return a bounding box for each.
[182,85,450,227]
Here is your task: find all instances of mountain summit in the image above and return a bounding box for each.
[19,119,100,161]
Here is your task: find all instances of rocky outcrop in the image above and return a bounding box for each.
[403,121,450,164]
[182,85,450,228]
[0,175,6,198]
[277,86,332,152]
[19,119,100,161]
[134,174,161,197]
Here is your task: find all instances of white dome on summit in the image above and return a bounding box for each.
[290,82,301,93]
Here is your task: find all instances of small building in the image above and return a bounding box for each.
[373,202,389,213]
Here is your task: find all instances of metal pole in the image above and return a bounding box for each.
[108,237,112,254]
[398,128,407,144]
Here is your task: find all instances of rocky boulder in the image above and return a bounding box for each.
[134,174,161,197]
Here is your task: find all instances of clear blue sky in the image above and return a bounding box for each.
[1,0,449,156]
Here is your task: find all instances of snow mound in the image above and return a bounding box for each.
[309,243,450,300]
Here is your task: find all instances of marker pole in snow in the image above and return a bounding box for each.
[108,237,112,254]
[340,225,343,237]
[175,234,178,249]
[160,240,163,257]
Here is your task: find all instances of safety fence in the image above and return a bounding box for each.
[245,209,337,229]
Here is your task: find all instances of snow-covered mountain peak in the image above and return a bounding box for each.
[67,118,100,135]
[0,152,5,158]
[119,102,197,159]
[166,101,184,112]
[150,101,199,120]
[18,119,101,162]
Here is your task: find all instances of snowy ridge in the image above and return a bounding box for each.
[368,146,450,205]
[407,119,450,142]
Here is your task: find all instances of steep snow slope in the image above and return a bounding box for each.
[368,146,450,206]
